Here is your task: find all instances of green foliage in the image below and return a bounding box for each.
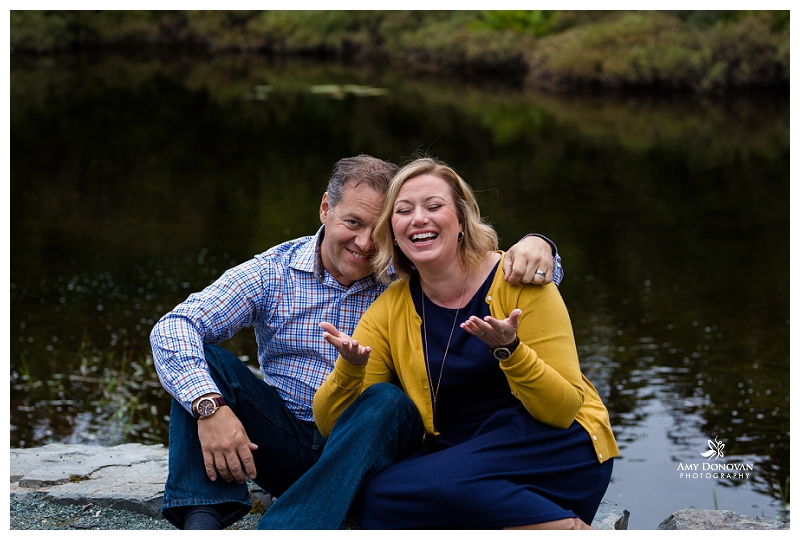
[248,10,380,53]
[181,11,260,50]
[672,10,789,31]
[249,498,267,515]
[384,11,527,70]
[477,10,558,36]
[474,10,600,37]
[11,334,169,446]
[770,10,791,31]
[10,10,189,50]
[10,11,71,51]
[775,477,789,510]
[526,11,789,91]
[9,10,789,92]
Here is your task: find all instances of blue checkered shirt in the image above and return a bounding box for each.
[530,234,563,286]
[151,227,563,421]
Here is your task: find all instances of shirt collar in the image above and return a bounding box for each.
[291,225,396,288]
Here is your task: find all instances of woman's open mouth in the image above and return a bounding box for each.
[411,232,438,244]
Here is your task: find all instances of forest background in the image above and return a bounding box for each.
[10,9,790,93]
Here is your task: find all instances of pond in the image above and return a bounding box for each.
[9,52,790,529]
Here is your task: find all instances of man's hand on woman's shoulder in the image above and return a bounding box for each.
[503,235,554,285]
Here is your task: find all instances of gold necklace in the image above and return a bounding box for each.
[421,273,468,427]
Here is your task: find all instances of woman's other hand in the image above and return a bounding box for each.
[320,322,371,366]
[460,309,521,347]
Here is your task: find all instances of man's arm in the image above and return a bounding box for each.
[503,234,564,286]
[150,258,270,412]
[150,258,274,483]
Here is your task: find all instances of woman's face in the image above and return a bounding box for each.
[391,173,462,272]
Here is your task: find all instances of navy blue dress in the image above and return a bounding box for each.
[357,265,613,529]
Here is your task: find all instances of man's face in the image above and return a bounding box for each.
[319,181,385,286]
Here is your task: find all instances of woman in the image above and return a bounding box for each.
[315,157,618,529]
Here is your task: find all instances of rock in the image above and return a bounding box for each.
[657,509,789,530]
[14,443,786,530]
[593,499,630,530]
[11,443,169,485]
[10,443,271,521]
[248,485,276,512]
[10,443,170,517]
[42,459,169,517]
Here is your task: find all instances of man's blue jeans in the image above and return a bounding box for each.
[161,345,326,529]
[162,345,424,529]
[257,380,425,529]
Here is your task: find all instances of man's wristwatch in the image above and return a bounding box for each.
[193,396,227,420]
[492,336,520,361]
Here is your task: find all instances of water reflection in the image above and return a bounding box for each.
[10,53,789,527]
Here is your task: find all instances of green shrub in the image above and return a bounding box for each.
[382,11,528,71]
[473,10,602,37]
[701,11,789,90]
[247,10,380,53]
[10,11,71,51]
[525,10,789,91]
[182,11,263,50]
[11,11,192,51]
[476,10,559,36]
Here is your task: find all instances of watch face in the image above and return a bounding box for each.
[197,398,216,417]
[493,348,511,361]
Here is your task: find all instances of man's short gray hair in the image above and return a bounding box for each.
[326,155,398,208]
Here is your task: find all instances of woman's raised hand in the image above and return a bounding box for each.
[320,322,372,366]
[460,309,521,347]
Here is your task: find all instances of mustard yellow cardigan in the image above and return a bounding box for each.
[313,254,619,463]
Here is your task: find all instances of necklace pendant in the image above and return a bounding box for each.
[421,272,468,427]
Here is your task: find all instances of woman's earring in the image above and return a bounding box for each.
[458,231,464,240]
[393,238,397,245]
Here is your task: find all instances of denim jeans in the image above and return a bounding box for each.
[257,381,425,529]
[162,345,425,530]
[161,345,326,529]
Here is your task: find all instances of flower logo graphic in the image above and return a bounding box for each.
[701,436,725,459]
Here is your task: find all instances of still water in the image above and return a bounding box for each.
[9,53,789,528]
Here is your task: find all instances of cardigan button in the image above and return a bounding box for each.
[486,295,492,301]
[593,435,598,440]
[599,453,603,459]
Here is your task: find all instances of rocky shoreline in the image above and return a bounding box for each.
[9,443,788,530]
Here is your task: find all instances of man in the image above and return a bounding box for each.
[151,154,563,529]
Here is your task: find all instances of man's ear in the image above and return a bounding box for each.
[320,192,330,225]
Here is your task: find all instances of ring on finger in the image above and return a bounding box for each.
[535,270,546,277]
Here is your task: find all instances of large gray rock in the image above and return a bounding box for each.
[657,508,789,530]
[10,443,169,486]
[10,443,170,517]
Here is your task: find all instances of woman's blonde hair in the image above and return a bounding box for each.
[373,156,498,283]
